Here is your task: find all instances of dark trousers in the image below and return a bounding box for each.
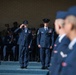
[3,45,13,61]
[19,46,29,67]
[0,46,3,60]
[40,48,51,67]
[12,45,19,61]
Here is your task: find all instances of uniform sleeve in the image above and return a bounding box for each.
[14,27,22,33]
[51,29,54,47]
[37,29,41,45]
[29,30,33,47]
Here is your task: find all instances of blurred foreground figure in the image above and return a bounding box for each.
[49,11,70,75]
[60,6,76,75]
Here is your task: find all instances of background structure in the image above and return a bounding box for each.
[0,0,76,31]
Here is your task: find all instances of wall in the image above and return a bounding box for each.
[0,0,76,31]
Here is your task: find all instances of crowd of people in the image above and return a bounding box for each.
[0,21,57,62]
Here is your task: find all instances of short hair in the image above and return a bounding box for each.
[55,19,64,27]
[66,15,76,29]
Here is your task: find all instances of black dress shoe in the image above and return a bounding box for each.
[45,66,48,70]
[41,66,45,69]
[24,66,27,69]
[20,66,24,69]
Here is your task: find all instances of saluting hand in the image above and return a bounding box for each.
[20,24,24,29]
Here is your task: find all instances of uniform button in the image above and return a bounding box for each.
[54,50,58,53]
[62,62,67,67]
[54,44,57,47]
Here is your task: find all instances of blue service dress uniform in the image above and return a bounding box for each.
[49,36,60,75]
[37,27,54,68]
[59,6,76,75]
[49,35,70,75]
[60,38,76,75]
[51,36,60,57]
[15,27,32,68]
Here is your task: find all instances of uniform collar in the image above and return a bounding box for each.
[68,38,76,50]
[59,34,66,43]
[44,27,48,29]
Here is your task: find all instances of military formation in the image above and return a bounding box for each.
[0,5,76,75]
